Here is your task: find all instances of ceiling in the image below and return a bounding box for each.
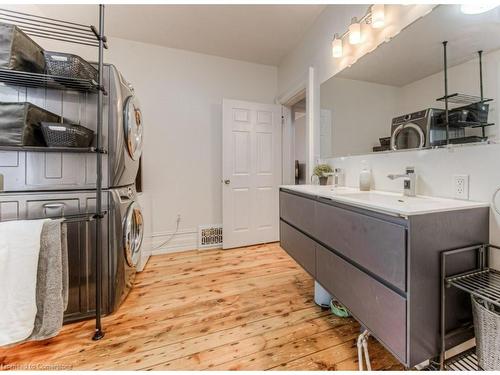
[337,5,500,87]
[36,4,326,66]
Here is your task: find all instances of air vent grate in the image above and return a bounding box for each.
[198,224,223,250]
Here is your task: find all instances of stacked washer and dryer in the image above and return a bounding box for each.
[0,64,145,322]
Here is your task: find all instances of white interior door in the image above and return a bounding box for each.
[223,99,282,249]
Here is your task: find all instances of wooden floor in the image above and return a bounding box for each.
[0,243,403,370]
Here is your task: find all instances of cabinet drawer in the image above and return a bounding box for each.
[315,199,407,291]
[316,244,406,363]
[280,190,315,236]
[280,220,316,277]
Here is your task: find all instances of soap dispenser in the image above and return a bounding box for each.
[359,161,371,191]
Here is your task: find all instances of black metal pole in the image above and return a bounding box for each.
[478,50,486,138]
[443,41,449,145]
[440,251,447,370]
[92,3,105,341]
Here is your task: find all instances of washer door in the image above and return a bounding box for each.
[391,123,425,150]
[124,96,144,161]
[123,201,144,268]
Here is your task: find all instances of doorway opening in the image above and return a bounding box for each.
[291,98,307,184]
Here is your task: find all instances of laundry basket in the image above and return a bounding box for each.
[472,295,500,370]
[0,23,46,73]
[44,51,98,82]
[41,122,94,148]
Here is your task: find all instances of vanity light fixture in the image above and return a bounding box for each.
[371,4,385,28]
[332,33,343,58]
[349,17,361,45]
[460,3,499,14]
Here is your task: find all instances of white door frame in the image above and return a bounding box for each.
[277,70,314,184]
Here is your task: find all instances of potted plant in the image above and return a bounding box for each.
[313,164,333,185]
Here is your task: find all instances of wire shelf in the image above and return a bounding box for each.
[436,93,493,105]
[447,268,500,308]
[0,145,99,153]
[445,348,482,371]
[0,69,99,92]
[0,8,106,48]
[1,211,107,224]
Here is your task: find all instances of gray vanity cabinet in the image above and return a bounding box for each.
[279,188,489,368]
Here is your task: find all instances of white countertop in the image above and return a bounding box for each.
[280,185,489,217]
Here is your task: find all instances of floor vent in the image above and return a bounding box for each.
[198,224,223,250]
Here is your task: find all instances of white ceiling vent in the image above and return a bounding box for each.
[198,224,223,250]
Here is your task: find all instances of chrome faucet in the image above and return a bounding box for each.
[387,167,416,197]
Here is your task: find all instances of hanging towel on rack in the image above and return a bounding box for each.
[28,220,68,341]
[0,219,48,346]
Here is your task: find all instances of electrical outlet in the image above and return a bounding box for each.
[453,175,469,200]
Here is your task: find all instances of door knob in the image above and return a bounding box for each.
[224,179,231,185]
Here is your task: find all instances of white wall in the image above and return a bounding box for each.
[107,39,277,253]
[320,77,399,157]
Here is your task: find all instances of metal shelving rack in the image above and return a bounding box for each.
[436,244,500,371]
[0,5,108,341]
[437,42,494,145]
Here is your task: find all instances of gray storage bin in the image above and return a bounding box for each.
[0,23,46,73]
[472,296,500,370]
[0,102,61,146]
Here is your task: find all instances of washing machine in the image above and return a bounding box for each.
[108,184,144,312]
[0,64,143,191]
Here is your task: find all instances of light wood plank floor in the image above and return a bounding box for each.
[0,243,403,370]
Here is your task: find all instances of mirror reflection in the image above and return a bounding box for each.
[320,5,500,158]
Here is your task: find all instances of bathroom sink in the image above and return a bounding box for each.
[324,190,489,216]
[280,184,489,216]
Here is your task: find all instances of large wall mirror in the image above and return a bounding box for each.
[320,5,500,158]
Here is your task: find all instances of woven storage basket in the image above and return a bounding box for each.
[44,51,97,82]
[472,295,500,370]
[41,122,94,148]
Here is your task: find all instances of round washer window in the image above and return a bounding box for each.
[123,201,144,268]
[391,123,425,150]
[124,96,144,161]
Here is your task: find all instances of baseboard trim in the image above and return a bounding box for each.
[151,228,198,255]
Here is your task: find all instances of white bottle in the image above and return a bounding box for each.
[359,162,371,191]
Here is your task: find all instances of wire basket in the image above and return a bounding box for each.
[472,295,500,370]
[41,122,94,148]
[43,51,98,82]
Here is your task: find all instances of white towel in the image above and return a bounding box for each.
[0,219,48,346]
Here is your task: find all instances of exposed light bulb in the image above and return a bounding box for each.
[332,34,343,58]
[371,4,385,29]
[460,3,499,14]
[348,17,361,45]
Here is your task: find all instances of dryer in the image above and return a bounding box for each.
[0,64,143,191]
[108,184,144,312]
[106,64,144,188]
[390,108,465,151]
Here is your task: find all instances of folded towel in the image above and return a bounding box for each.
[0,219,48,346]
[28,220,68,341]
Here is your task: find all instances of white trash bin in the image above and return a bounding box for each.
[314,281,332,308]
